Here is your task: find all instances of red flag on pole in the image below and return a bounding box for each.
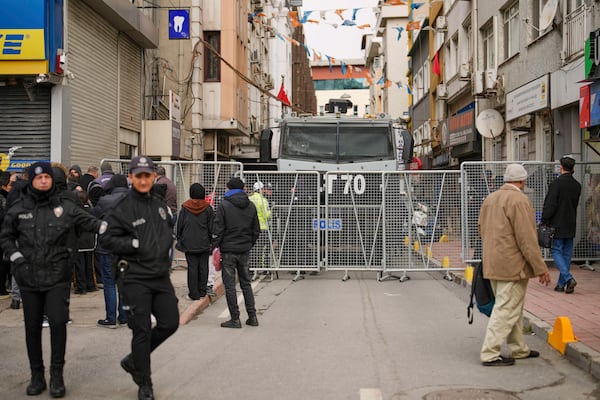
[277,82,291,106]
[433,50,441,78]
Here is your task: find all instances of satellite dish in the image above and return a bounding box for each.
[476,109,504,139]
[540,0,558,31]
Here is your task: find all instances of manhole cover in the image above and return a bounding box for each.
[423,388,520,400]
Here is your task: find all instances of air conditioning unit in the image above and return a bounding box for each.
[436,16,447,30]
[484,68,497,91]
[250,50,259,64]
[459,63,471,80]
[437,83,448,99]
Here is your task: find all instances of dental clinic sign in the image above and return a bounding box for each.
[168,10,189,40]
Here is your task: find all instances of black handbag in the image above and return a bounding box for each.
[537,223,555,248]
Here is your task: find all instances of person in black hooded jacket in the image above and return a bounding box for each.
[176,183,214,300]
[0,161,101,397]
[212,177,260,328]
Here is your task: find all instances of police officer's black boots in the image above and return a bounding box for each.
[138,377,154,400]
[26,368,46,396]
[49,366,65,398]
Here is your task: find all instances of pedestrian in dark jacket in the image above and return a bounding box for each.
[92,174,129,328]
[212,177,260,328]
[0,161,101,397]
[98,156,178,400]
[176,183,213,300]
[542,156,582,293]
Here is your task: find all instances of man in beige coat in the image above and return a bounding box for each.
[478,163,551,366]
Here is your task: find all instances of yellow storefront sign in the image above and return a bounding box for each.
[0,29,46,60]
[0,29,47,74]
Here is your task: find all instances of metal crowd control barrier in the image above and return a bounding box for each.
[239,171,320,280]
[97,159,600,279]
[461,161,598,271]
[377,170,463,281]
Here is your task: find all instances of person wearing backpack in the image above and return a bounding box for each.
[478,163,551,367]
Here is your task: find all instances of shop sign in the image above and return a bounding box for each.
[448,103,475,147]
[506,75,549,121]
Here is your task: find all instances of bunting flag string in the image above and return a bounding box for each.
[249,2,424,93]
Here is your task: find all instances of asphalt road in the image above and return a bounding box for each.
[0,269,598,400]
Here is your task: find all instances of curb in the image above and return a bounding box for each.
[179,277,225,325]
[450,271,600,380]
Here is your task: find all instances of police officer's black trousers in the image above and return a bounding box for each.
[122,277,179,380]
[21,285,70,370]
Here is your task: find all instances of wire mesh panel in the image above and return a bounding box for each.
[100,159,243,211]
[242,171,320,272]
[461,161,559,264]
[324,171,386,271]
[381,170,462,277]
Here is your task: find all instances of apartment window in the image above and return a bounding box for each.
[462,21,472,69]
[423,59,429,94]
[504,2,519,59]
[482,23,495,69]
[567,0,583,14]
[204,31,221,82]
[450,33,459,77]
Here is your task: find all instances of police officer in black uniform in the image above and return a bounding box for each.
[99,156,178,400]
[0,161,101,398]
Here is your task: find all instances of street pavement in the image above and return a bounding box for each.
[0,264,598,399]
[431,239,600,379]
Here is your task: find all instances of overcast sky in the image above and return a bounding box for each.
[300,0,378,61]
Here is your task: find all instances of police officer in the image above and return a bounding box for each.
[99,156,178,400]
[0,161,101,397]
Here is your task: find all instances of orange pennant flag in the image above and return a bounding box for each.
[335,9,346,20]
[406,21,421,30]
[357,24,371,29]
[313,51,322,61]
[288,11,301,28]
[366,74,373,86]
[385,79,393,88]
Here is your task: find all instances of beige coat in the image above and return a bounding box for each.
[478,184,548,281]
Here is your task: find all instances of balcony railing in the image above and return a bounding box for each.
[564,5,588,61]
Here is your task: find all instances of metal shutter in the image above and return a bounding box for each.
[0,85,51,159]
[119,35,142,133]
[68,0,119,165]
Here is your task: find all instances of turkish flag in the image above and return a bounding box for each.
[433,50,441,78]
[277,82,291,106]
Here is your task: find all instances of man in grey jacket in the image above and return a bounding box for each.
[478,163,551,366]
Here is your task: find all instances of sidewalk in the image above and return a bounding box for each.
[452,261,600,380]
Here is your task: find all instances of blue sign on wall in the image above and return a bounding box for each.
[590,81,600,127]
[168,10,189,40]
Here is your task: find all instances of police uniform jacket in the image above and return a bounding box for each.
[99,188,173,281]
[213,190,260,253]
[0,185,101,291]
[541,173,581,239]
[478,184,548,281]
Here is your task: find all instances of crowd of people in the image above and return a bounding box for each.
[1,155,589,398]
[0,157,265,400]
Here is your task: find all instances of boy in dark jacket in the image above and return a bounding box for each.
[212,177,260,328]
[176,183,214,300]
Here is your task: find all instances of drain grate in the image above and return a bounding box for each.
[423,388,520,400]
